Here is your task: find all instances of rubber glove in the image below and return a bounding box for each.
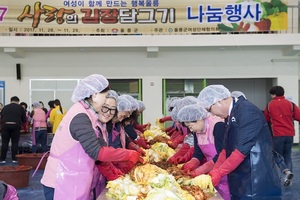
[113,161,135,174]
[188,160,215,177]
[135,137,150,149]
[212,149,227,170]
[159,116,173,123]
[168,143,190,164]
[182,158,200,172]
[209,149,246,186]
[96,162,124,181]
[168,133,185,149]
[165,126,174,135]
[97,146,141,164]
[169,130,182,141]
[127,141,146,156]
[176,147,194,164]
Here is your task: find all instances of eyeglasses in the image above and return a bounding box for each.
[101,106,116,115]
[207,102,217,112]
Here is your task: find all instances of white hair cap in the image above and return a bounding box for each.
[171,96,198,121]
[177,104,208,122]
[137,100,146,111]
[71,74,109,103]
[231,91,247,99]
[32,102,41,108]
[107,90,119,102]
[120,94,139,111]
[167,97,181,112]
[198,85,231,108]
[117,96,132,112]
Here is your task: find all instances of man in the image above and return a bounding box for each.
[264,86,300,186]
[198,85,281,200]
[0,96,26,163]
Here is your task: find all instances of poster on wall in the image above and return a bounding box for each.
[0,0,288,35]
[0,81,5,105]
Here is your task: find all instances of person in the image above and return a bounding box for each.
[0,102,3,133]
[49,99,67,134]
[20,102,31,133]
[132,100,151,133]
[0,180,18,200]
[120,95,150,149]
[39,101,48,115]
[198,85,281,199]
[30,102,48,153]
[99,91,144,176]
[263,86,300,186]
[0,96,26,163]
[156,97,181,133]
[176,104,230,200]
[40,74,142,200]
[46,100,55,133]
[233,89,294,186]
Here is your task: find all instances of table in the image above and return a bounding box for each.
[97,188,224,200]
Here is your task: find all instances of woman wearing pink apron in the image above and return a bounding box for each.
[178,104,231,200]
[40,74,142,200]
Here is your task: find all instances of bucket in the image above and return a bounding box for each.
[0,166,32,188]
[16,153,49,170]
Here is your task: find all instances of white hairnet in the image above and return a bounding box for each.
[71,74,109,103]
[120,94,139,111]
[167,97,181,112]
[107,90,119,102]
[117,96,132,112]
[32,102,41,108]
[197,85,231,108]
[171,106,180,121]
[137,100,146,111]
[231,91,247,99]
[171,96,198,121]
[177,104,208,122]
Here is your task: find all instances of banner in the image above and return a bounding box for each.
[0,0,288,35]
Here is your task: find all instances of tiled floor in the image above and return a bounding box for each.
[1,148,300,200]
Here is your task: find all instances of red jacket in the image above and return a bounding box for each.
[264,96,300,137]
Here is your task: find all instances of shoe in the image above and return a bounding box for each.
[283,171,293,186]
[12,160,18,163]
[0,160,6,164]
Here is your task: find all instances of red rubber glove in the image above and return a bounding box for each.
[182,158,200,172]
[168,143,190,165]
[97,146,141,164]
[176,147,194,164]
[134,137,150,149]
[127,141,146,156]
[96,162,124,181]
[169,130,181,141]
[168,133,185,149]
[159,116,173,123]
[212,149,227,170]
[165,126,174,135]
[209,149,246,186]
[113,161,135,174]
[188,160,215,177]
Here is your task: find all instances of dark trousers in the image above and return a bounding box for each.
[1,124,21,161]
[43,185,54,200]
[273,136,293,171]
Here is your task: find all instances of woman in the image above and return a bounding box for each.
[49,99,67,134]
[41,74,142,200]
[30,102,47,153]
[177,104,230,200]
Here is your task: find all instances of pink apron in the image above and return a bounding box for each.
[197,117,231,200]
[52,101,106,199]
[3,182,18,200]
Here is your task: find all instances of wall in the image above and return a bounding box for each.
[0,35,299,142]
